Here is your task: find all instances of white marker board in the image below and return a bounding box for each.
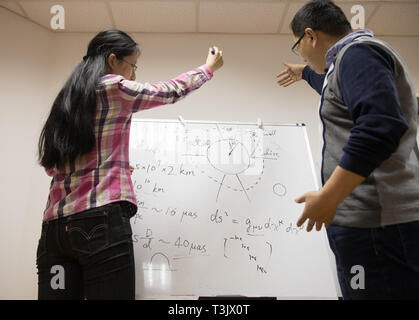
[129,119,338,299]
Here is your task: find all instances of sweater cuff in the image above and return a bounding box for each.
[338,152,378,178]
[199,64,213,80]
[302,65,310,82]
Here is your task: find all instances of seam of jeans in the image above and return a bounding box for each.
[396,225,410,265]
[327,228,352,299]
[370,228,380,257]
[371,228,394,298]
[36,223,49,261]
[56,220,65,255]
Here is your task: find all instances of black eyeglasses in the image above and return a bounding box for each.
[121,59,138,72]
[291,33,305,55]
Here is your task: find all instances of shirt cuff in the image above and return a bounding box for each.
[198,64,214,80]
[338,152,378,178]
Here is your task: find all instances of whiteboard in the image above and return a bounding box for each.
[129,119,338,299]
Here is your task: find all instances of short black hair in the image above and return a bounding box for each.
[291,0,352,37]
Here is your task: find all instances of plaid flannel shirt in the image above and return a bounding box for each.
[43,65,213,221]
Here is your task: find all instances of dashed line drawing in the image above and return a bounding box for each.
[137,123,287,204]
[206,138,260,202]
[201,124,278,202]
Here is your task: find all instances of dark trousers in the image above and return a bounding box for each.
[36,201,136,300]
[327,220,419,300]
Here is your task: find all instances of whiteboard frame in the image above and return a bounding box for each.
[133,118,306,127]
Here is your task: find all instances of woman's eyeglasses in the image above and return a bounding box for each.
[121,59,138,72]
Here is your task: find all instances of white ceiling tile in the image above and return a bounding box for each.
[110,1,196,33]
[3,0,419,36]
[19,1,113,32]
[199,2,286,33]
[0,1,26,16]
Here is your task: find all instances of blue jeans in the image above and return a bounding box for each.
[36,201,136,300]
[327,221,419,299]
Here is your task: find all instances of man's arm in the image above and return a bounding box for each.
[302,66,325,95]
[338,43,408,177]
[277,63,325,95]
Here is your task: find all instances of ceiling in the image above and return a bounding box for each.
[1,0,418,36]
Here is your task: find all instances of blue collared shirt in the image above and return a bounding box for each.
[325,29,374,69]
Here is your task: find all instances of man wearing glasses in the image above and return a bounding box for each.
[277,0,419,299]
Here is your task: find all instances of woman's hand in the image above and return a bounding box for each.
[276,63,306,87]
[206,46,224,73]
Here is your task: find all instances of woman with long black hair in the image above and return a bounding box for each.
[36,29,223,299]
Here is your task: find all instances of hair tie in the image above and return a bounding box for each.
[83,55,88,61]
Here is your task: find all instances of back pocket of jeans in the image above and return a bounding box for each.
[66,211,109,255]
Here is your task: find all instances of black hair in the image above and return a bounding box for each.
[38,29,140,169]
[290,0,352,37]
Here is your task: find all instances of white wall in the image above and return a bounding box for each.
[1,7,418,299]
[0,8,53,299]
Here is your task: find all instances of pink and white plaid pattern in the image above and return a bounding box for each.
[43,65,213,221]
